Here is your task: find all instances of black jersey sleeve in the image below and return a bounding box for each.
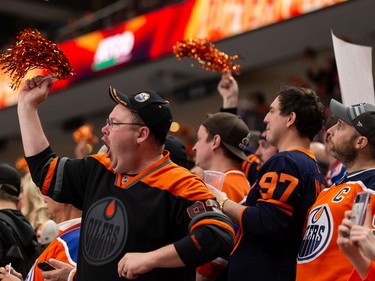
[26,146,86,209]
[173,200,235,267]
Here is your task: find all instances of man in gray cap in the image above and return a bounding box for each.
[297,99,375,281]
[16,76,235,281]
[0,163,39,278]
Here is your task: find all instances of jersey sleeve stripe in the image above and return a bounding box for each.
[258,199,293,216]
[190,219,235,236]
[41,157,59,195]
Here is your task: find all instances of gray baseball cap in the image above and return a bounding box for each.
[330,99,375,147]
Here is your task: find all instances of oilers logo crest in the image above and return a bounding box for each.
[82,197,128,265]
[297,204,333,263]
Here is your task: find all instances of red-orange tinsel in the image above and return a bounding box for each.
[173,38,240,75]
[0,28,74,90]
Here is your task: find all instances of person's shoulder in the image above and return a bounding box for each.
[245,153,260,164]
[0,209,36,240]
[261,151,294,166]
[224,170,249,186]
[273,149,319,165]
[151,161,205,188]
[260,150,316,174]
[0,209,32,227]
[348,168,375,190]
[0,209,40,267]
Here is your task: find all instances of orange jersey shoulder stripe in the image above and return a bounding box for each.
[41,157,58,195]
[109,152,213,201]
[90,153,112,171]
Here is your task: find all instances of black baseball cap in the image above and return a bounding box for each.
[165,135,188,168]
[0,163,21,197]
[109,87,172,144]
[330,99,375,147]
[202,112,250,162]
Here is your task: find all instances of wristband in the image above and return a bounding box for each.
[219,197,230,210]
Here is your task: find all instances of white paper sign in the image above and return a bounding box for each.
[332,31,375,105]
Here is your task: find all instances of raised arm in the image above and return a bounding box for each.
[17,76,54,157]
[217,73,239,110]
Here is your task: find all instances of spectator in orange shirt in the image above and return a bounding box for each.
[193,112,251,281]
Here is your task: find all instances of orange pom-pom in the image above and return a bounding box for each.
[73,124,98,146]
[15,157,29,173]
[0,28,74,90]
[173,38,240,75]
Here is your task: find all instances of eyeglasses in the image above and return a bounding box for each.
[106,118,145,130]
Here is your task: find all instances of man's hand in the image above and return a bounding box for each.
[18,75,56,109]
[337,211,358,256]
[118,252,155,279]
[206,183,227,205]
[117,245,184,279]
[0,265,22,281]
[41,259,75,281]
[217,73,239,109]
[348,205,375,260]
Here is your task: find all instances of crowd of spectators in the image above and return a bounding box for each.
[0,2,375,281]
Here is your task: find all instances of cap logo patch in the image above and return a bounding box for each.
[239,133,250,150]
[134,92,150,103]
[356,121,363,127]
[349,103,366,120]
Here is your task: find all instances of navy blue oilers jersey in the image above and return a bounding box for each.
[228,148,327,281]
[26,146,235,281]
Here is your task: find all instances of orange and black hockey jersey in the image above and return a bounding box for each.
[228,148,327,281]
[26,146,235,281]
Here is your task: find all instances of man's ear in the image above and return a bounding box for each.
[355,135,368,150]
[286,112,297,128]
[212,135,222,149]
[137,126,150,143]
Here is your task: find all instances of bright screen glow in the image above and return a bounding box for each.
[0,0,348,109]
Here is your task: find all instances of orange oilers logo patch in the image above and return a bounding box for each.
[312,206,324,222]
[105,200,116,219]
[297,204,333,263]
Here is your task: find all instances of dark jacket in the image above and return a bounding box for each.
[0,209,40,277]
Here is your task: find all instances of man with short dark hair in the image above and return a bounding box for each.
[0,163,39,278]
[17,76,235,281]
[210,86,328,281]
